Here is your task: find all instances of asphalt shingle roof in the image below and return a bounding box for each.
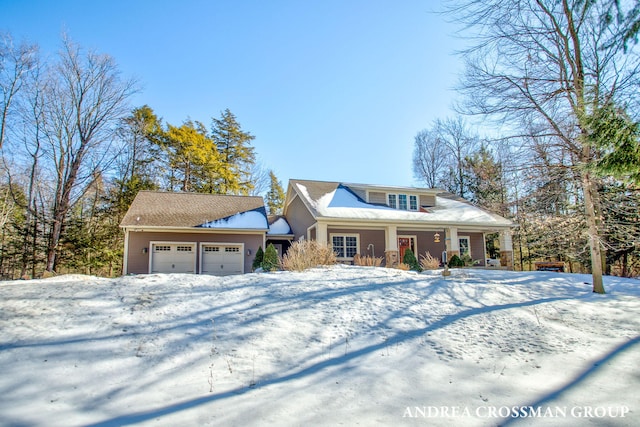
[120,191,266,228]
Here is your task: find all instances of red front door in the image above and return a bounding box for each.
[398,237,413,261]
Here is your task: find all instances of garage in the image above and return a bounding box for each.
[201,244,244,276]
[150,243,196,273]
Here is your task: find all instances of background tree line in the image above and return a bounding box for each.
[413,0,640,290]
[0,34,285,278]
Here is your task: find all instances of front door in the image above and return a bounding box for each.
[398,237,415,261]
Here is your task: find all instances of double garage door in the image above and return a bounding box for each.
[150,243,244,275]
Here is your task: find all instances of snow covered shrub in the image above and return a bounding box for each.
[252,246,264,271]
[353,254,383,267]
[402,249,421,272]
[448,254,465,268]
[419,251,440,270]
[262,243,280,272]
[281,240,336,271]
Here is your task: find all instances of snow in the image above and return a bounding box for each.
[268,217,292,235]
[199,210,268,229]
[1,267,638,426]
[304,184,511,226]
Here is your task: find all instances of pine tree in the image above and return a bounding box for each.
[265,171,285,215]
[163,120,223,192]
[211,109,256,195]
[403,249,421,272]
[262,243,279,272]
[464,144,506,215]
[584,101,640,185]
[252,246,264,271]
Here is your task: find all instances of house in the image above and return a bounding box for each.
[120,180,515,275]
[120,191,292,275]
[283,179,515,268]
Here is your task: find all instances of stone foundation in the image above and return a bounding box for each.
[385,250,399,268]
[500,250,514,270]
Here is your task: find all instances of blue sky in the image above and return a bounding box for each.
[1,0,465,188]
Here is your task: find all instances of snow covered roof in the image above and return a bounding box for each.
[198,207,269,230]
[120,191,268,230]
[289,179,513,228]
[268,216,293,235]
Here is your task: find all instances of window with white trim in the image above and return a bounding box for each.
[388,194,397,209]
[459,237,471,257]
[410,195,418,210]
[331,234,359,259]
[387,193,419,211]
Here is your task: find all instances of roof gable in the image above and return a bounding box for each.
[120,191,268,229]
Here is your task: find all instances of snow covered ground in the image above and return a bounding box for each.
[0,266,638,426]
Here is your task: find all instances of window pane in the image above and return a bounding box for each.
[459,238,470,257]
[332,236,344,258]
[388,194,396,209]
[399,194,407,210]
[346,236,358,257]
[410,195,418,210]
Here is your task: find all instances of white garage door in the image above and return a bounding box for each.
[151,243,196,273]
[201,244,244,276]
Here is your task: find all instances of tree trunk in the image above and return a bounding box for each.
[582,171,605,293]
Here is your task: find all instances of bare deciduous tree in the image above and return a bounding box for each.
[447,0,640,293]
[36,36,137,272]
[0,33,37,149]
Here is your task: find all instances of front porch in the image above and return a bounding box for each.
[309,222,514,269]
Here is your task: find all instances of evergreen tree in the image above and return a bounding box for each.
[211,109,256,195]
[252,246,264,271]
[265,171,285,215]
[262,243,280,272]
[402,248,421,272]
[163,120,223,192]
[464,144,507,215]
[448,254,465,268]
[584,101,640,185]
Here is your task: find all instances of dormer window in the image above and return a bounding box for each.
[388,194,397,209]
[387,193,418,211]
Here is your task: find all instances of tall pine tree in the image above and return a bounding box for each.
[211,109,256,195]
[265,171,285,215]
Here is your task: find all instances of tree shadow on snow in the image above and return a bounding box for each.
[84,294,572,427]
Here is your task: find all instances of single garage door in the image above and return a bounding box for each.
[151,243,196,273]
[201,244,244,276]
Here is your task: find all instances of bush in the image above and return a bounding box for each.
[419,251,440,270]
[448,254,465,268]
[402,249,422,272]
[353,254,383,267]
[252,246,264,271]
[394,263,411,271]
[262,243,280,272]
[281,240,336,271]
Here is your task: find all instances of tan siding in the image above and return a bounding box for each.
[368,191,387,204]
[285,196,316,240]
[125,231,263,274]
[420,194,436,207]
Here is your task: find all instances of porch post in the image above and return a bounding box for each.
[316,222,328,245]
[499,229,514,270]
[446,227,460,260]
[384,225,399,267]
